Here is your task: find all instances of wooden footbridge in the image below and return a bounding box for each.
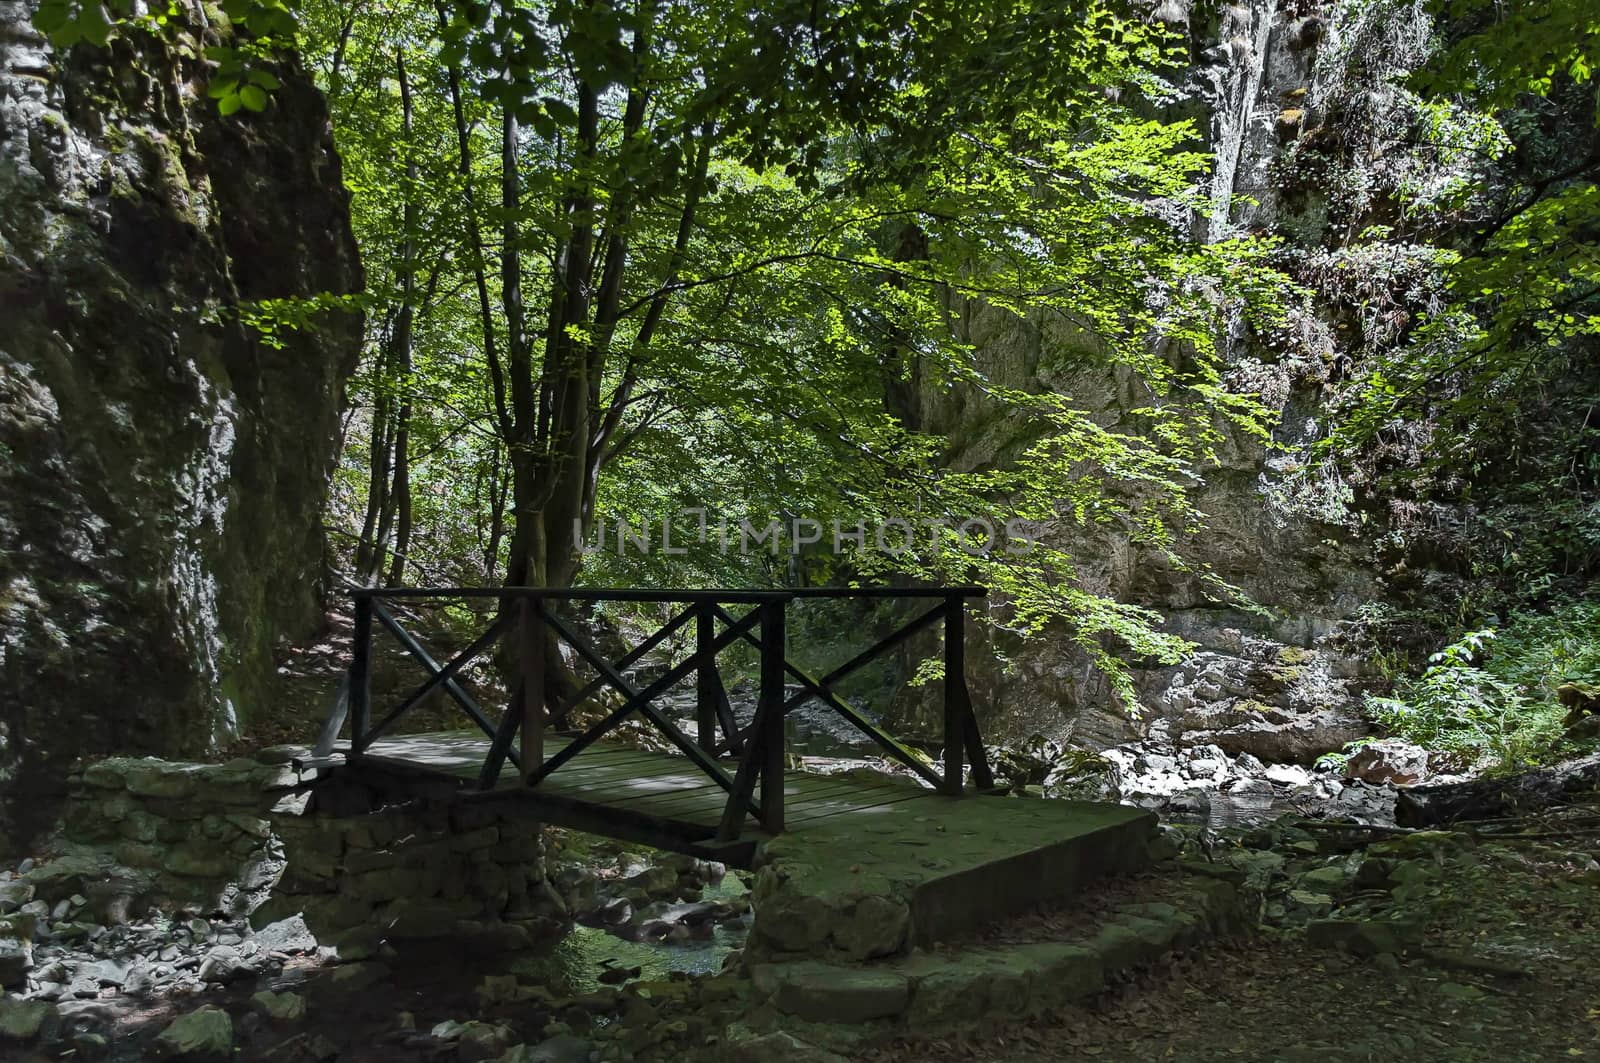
[305,587,1002,867]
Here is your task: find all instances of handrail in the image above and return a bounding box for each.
[347,585,986,601]
[325,585,992,842]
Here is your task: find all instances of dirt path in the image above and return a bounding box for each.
[867,830,1600,1063]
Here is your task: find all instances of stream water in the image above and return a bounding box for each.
[515,874,750,993]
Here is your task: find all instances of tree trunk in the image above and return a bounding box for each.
[483,438,506,582]
[385,49,417,588]
[353,348,391,582]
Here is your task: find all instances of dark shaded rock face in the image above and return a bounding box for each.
[0,1,361,852]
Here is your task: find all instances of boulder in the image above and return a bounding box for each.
[433,1020,516,1061]
[198,945,253,984]
[0,882,35,913]
[251,915,318,955]
[153,1006,233,1060]
[1293,863,1354,896]
[0,0,362,855]
[252,990,306,1023]
[0,997,57,1042]
[1186,706,1369,765]
[1345,740,1430,786]
[1306,917,1423,956]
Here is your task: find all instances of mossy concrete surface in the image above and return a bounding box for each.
[749,796,1156,961]
[743,870,1246,1040]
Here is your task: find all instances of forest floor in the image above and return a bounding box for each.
[865,819,1600,1063]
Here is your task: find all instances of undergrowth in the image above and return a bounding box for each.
[1362,598,1600,770]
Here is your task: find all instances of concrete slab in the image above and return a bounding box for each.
[748,795,1156,957]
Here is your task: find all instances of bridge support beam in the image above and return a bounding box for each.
[519,596,545,782]
[759,599,786,834]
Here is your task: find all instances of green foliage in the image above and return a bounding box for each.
[1364,601,1600,768]
[298,0,1290,709]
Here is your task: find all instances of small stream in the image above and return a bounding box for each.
[515,874,750,993]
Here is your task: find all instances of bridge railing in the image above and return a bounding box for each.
[320,586,993,841]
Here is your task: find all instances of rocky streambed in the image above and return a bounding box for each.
[0,835,754,1060]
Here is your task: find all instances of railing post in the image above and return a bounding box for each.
[758,599,786,833]
[942,593,965,795]
[695,603,718,753]
[520,595,545,784]
[350,595,373,755]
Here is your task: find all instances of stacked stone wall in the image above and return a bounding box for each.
[10,751,562,955]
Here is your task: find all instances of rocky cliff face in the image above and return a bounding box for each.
[0,1,361,852]
[904,0,1392,762]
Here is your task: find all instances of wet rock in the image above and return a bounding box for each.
[1184,745,1229,779]
[305,1033,341,1059]
[1345,740,1431,786]
[597,962,642,985]
[433,1019,516,1061]
[585,897,632,928]
[617,865,678,904]
[153,1005,233,1060]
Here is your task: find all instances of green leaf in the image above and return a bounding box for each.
[46,22,82,47]
[206,78,238,99]
[218,93,243,116]
[238,84,269,111]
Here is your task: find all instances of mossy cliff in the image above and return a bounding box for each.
[0,0,361,852]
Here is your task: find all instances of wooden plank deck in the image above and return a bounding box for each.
[321,729,944,866]
[308,728,1158,936]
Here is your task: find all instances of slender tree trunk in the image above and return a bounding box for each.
[440,4,509,440]
[354,345,392,582]
[386,50,418,587]
[369,443,397,583]
[484,438,507,582]
[500,0,553,590]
